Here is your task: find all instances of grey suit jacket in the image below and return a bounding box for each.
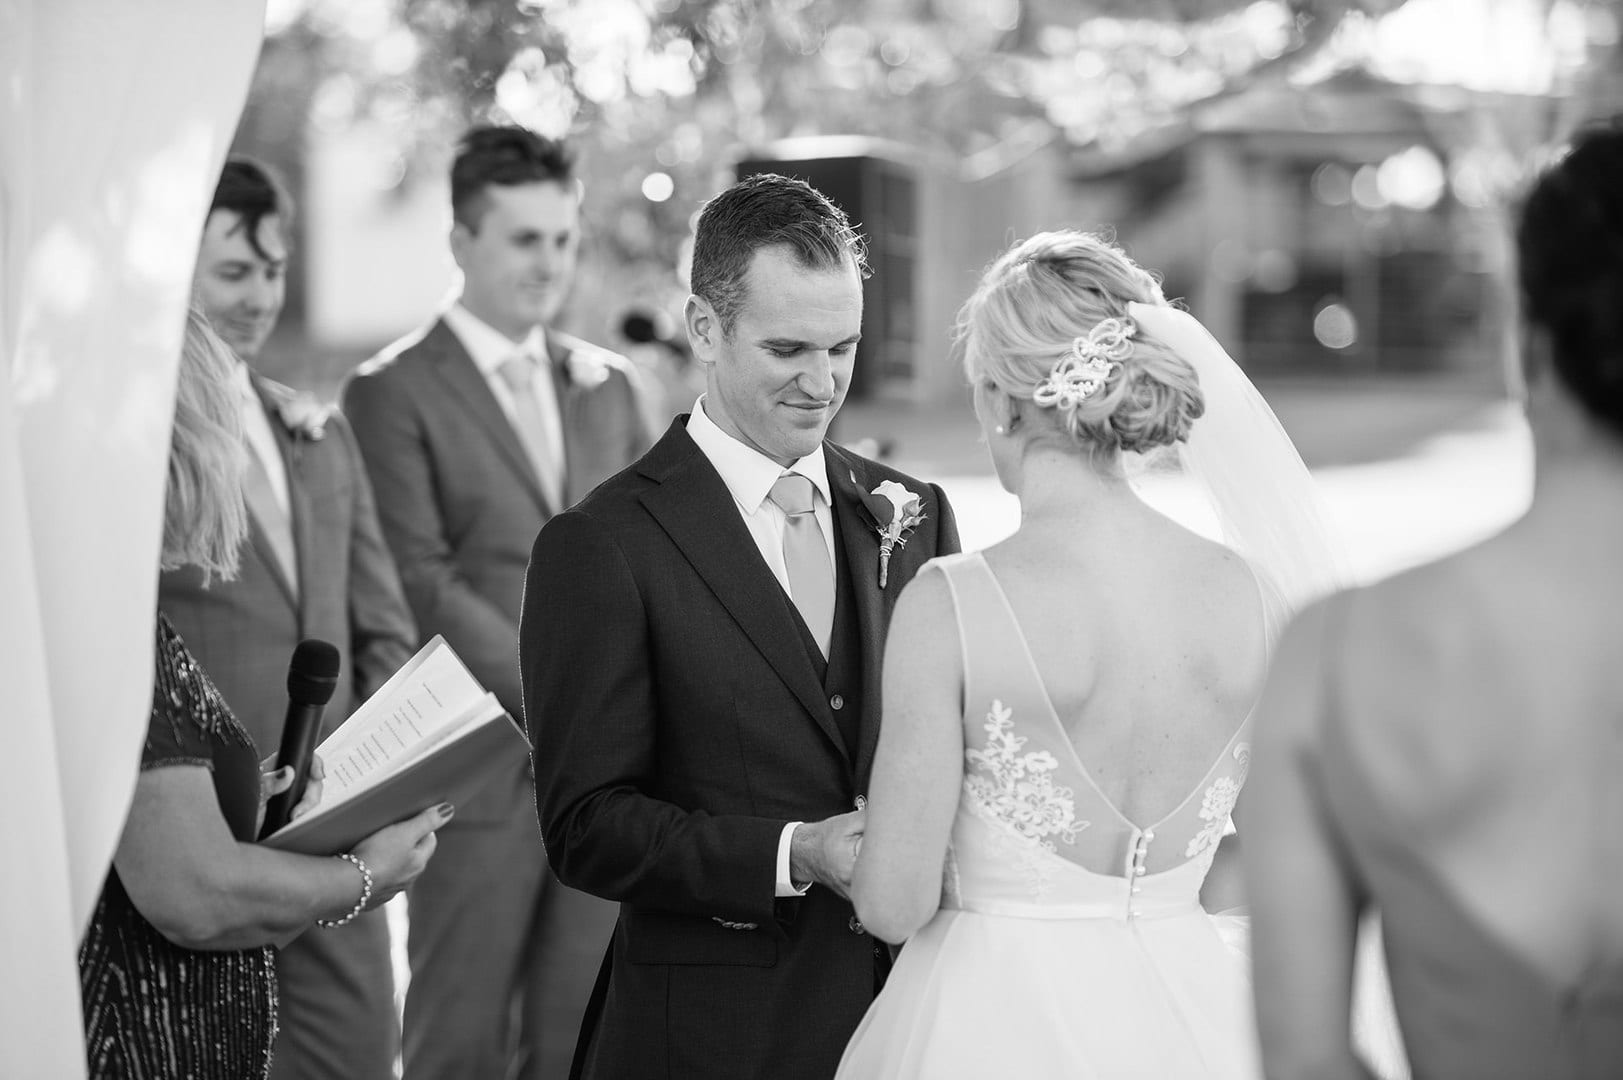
[343,317,650,823]
[160,378,416,747]
[159,376,417,1080]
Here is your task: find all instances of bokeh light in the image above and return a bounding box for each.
[1313,301,1359,350]
[641,172,675,202]
[1377,146,1447,211]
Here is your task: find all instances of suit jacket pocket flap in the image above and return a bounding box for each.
[621,909,778,968]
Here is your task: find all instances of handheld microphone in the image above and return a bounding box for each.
[258,639,341,840]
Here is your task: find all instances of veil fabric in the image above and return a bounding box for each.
[1125,303,1409,1078]
[1125,302,1352,640]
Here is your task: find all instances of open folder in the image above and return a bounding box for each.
[261,634,528,855]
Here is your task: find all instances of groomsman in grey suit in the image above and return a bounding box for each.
[161,159,418,1080]
[344,126,650,1080]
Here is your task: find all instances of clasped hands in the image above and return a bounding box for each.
[789,807,866,900]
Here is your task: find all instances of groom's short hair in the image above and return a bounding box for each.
[690,173,869,335]
[210,157,292,264]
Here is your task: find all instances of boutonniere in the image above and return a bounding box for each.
[563,349,613,389]
[855,475,927,588]
[273,393,333,441]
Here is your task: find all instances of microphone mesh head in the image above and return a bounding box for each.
[287,639,341,705]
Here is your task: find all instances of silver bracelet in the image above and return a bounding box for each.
[317,852,373,928]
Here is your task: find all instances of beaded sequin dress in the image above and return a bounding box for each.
[837,554,1258,1079]
[78,614,277,1079]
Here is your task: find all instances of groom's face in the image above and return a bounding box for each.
[688,245,862,467]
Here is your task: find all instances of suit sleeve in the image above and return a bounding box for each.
[342,369,525,715]
[930,482,962,557]
[522,508,786,925]
[329,414,417,705]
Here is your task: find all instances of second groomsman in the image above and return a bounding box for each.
[345,126,649,1079]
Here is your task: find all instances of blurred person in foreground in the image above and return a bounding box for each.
[344,125,648,1079]
[836,230,1348,1078]
[522,173,959,1080]
[1246,125,1623,1079]
[161,158,419,1080]
[78,308,449,1080]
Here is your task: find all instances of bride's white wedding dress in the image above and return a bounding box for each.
[837,552,1259,1079]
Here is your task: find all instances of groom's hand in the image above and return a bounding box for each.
[789,809,866,899]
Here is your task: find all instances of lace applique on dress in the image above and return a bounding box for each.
[964,701,1089,897]
[1185,742,1251,858]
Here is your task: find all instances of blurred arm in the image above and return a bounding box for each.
[330,413,416,704]
[1243,599,1376,1080]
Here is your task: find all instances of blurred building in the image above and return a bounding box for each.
[731,71,1552,408]
[287,68,1550,409]
[1062,69,1545,389]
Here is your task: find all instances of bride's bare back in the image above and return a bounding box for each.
[982,497,1268,829]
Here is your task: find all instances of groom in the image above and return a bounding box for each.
[521,173,959,1080]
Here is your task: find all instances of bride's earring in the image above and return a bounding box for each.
[994,424,1006,435]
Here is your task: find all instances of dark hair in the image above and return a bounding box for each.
[689,173,870,334]
[211,157,292,263]
[1518,124,1623,434]
[451,125,577,232]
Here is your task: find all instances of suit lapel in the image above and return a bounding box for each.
[827,448,889,781]
[424,319,552,514]
[247,381,302,612]
[547,330,584,506]
[639,423,849,764]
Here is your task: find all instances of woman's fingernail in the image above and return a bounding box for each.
[437,803,455,818]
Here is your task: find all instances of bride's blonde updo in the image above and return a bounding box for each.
[958,230,1204,455]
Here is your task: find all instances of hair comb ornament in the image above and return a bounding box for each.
[1032,317,1136,411]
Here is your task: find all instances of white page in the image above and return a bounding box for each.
[313,637,486,807]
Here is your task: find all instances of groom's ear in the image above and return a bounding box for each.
[684,295,719,364]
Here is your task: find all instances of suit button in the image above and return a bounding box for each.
[830,694,845,711]
[848,916,864,935]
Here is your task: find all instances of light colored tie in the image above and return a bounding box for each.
[497,353,565,510]
[243,447,297,597]
[767,473,835,656]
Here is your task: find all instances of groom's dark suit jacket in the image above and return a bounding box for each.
[522,418,960,1080]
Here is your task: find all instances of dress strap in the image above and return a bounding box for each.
[934,553,1050,735]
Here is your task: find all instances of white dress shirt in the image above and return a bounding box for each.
[443,302,567,482]
[685,397,835,898]
[232,361,290,518]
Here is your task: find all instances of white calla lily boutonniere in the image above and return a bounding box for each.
[260,381,332,442]
[275,394,332,441]
[856,475,928,588]
[564,348,614,389]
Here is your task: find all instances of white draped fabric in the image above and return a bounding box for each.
[0,3,265,1074]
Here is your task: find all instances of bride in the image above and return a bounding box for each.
[836,230,1344,1078]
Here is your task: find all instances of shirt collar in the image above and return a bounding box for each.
[230,358,259,405]
[686,396,830,514]
[444,302,549,379]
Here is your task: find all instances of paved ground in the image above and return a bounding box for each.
[835,377,1532,583]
